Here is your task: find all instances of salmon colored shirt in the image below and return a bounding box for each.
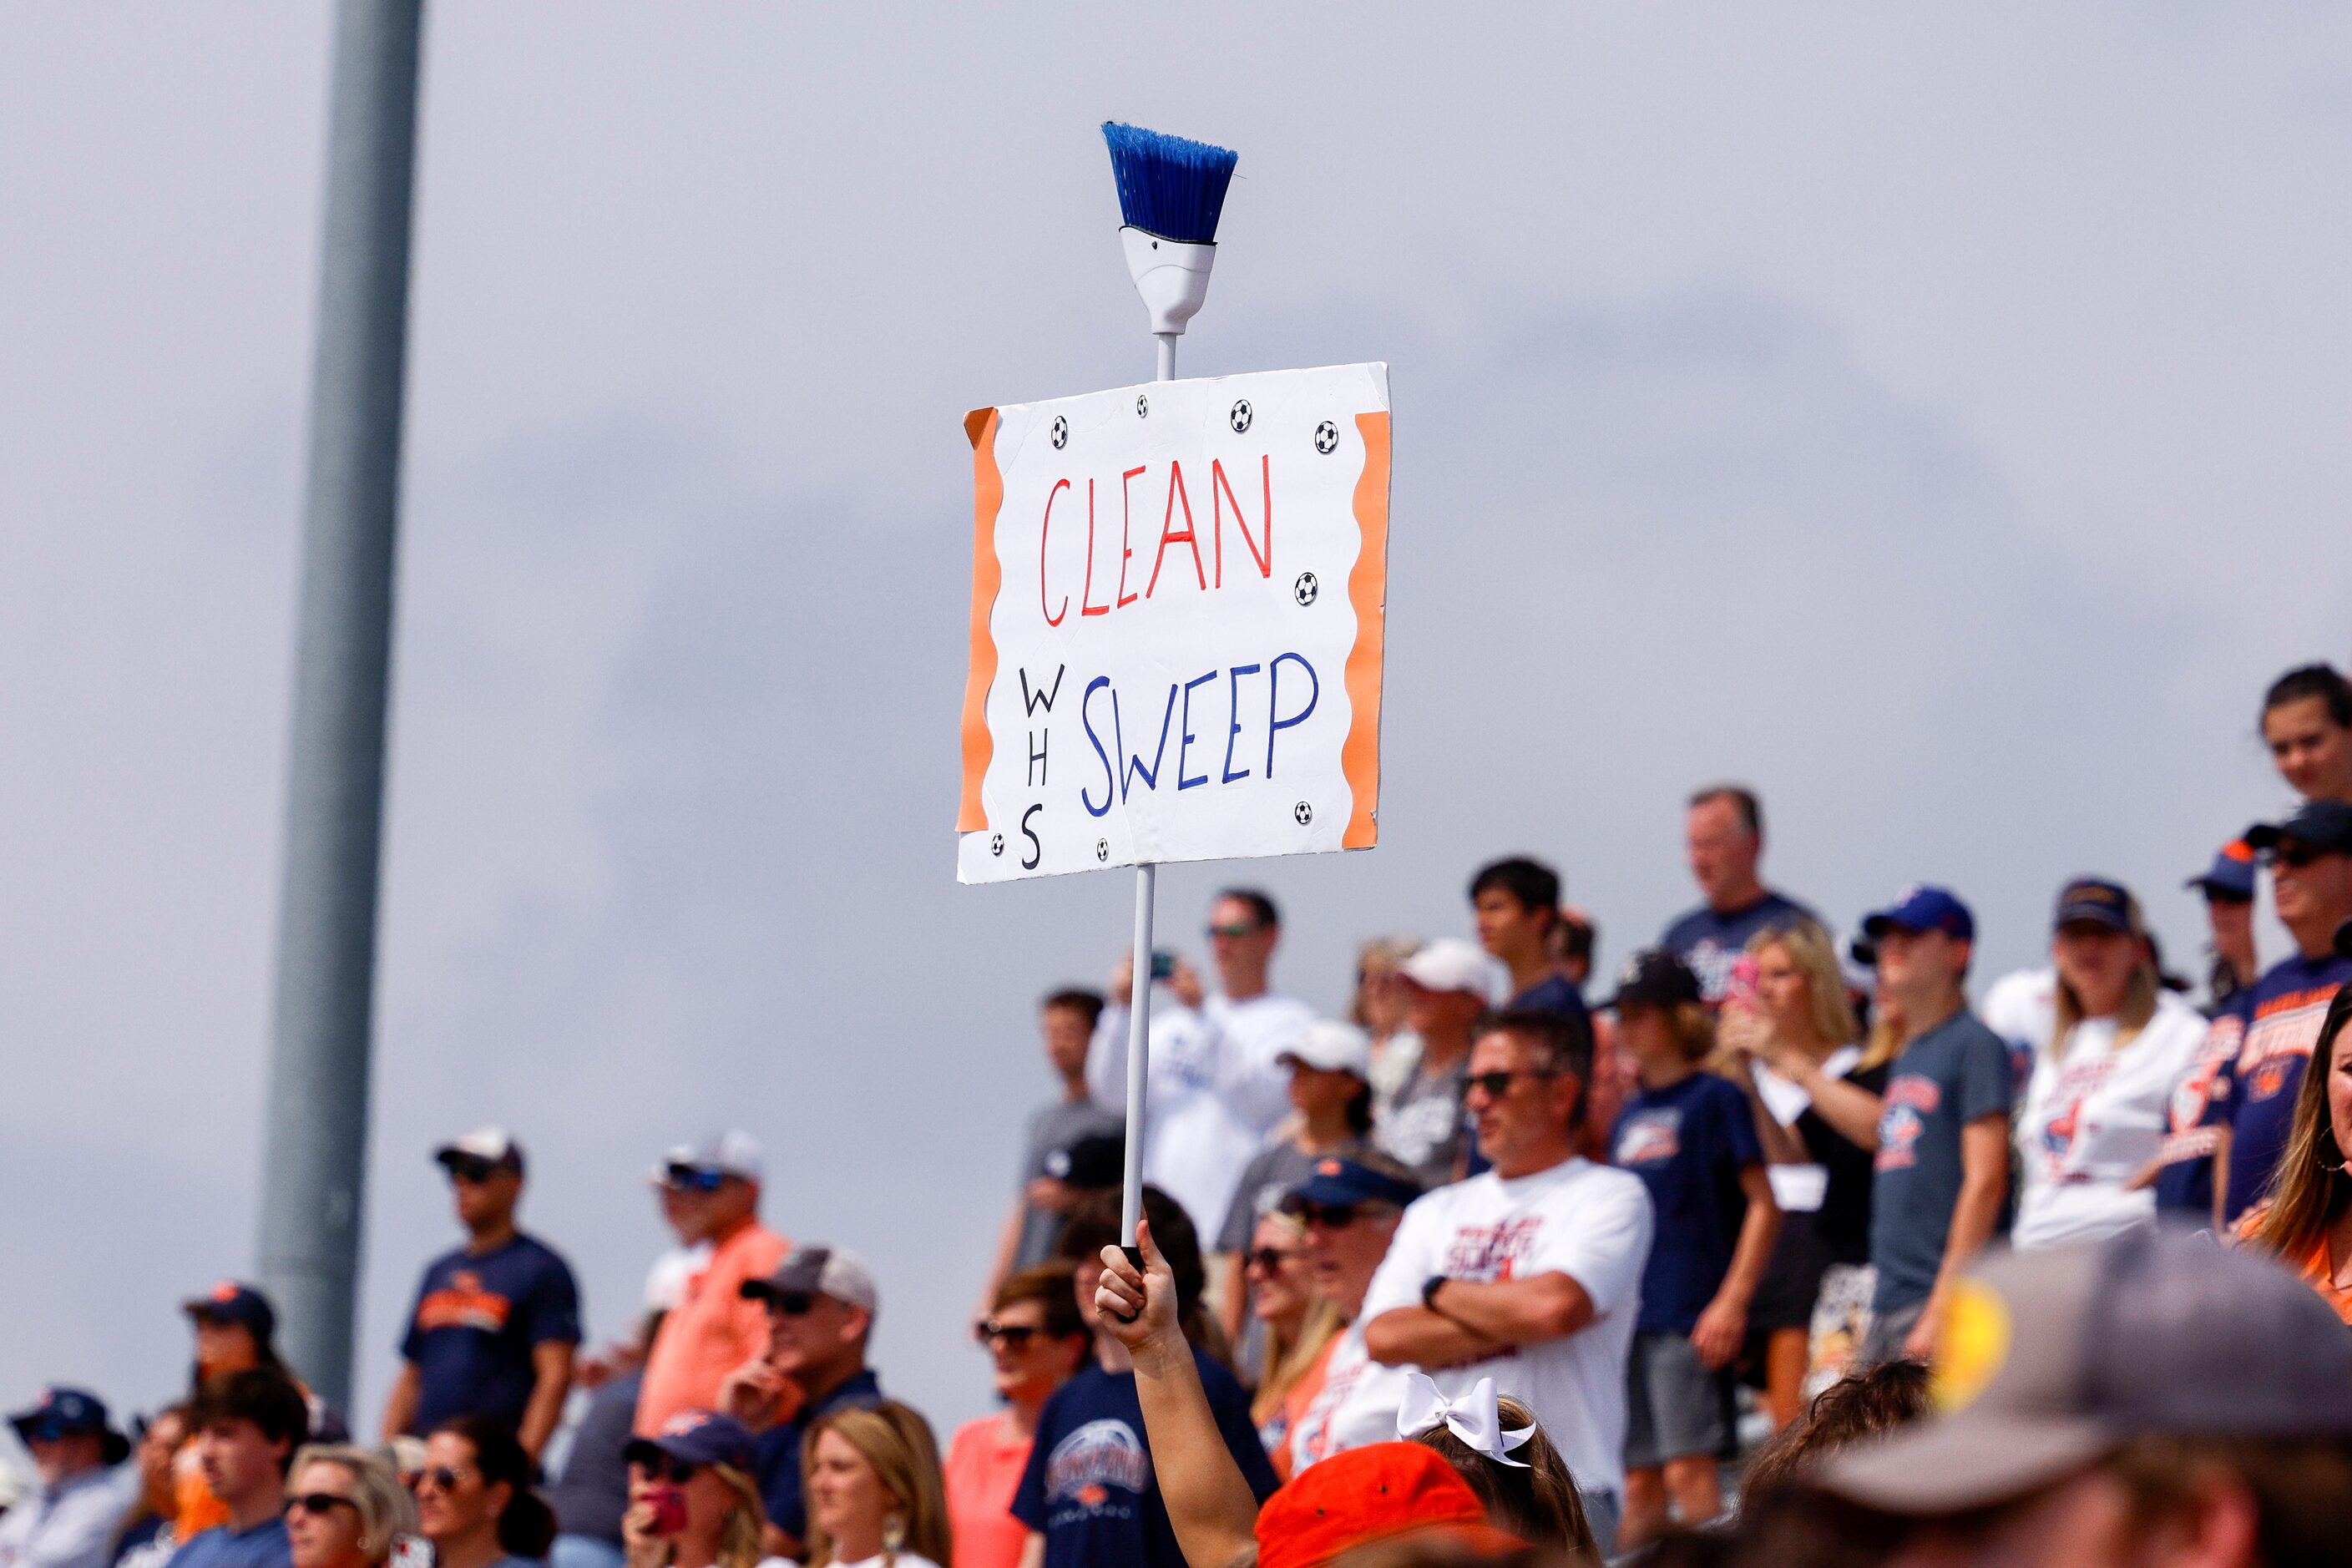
[634,1217,790,1434]
[1267,1334,1339,1484]
[2296,1234,2352,1327]
[943,1414,1033,1568]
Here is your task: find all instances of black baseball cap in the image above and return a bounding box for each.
[180,1281,277,1342]
[2245,799,2352,857]
[1817,1226,2352,1515]
[1044,1132,1125,1192]
[1596,949,1702,1011]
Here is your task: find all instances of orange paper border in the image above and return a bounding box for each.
[958,407,1003,832]
[1341,411,1390,849]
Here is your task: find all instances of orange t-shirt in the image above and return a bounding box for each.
[1267,1335,1340,1485]
[2297,1235,2352,1327]
[634,1219,790,1434]
[943,1414,1033,1568]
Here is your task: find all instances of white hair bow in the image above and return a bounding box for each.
[1396,1373,1535,1467]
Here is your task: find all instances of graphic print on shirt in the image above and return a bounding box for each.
[2031,1059,2118,1181]
[2162,1012,2243,1161]
[2238,986,2338,1103]
[1875,1075,1942,1172]
[1382,1093,1459,1169]
[1439,1216,1545,1282]
[414,1271,512,1333]
[1612,1107,1683,1168]
[1287,1354,1369,1470]
[1042,1419,1151,1524]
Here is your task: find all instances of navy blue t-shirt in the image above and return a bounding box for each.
[399,1232,581,1434]
[2152,996,2249,1216]
[165,1518,290,1568]
[1508,972,1589,1019]
[1869,1013,2012,1313]
[1660,892,1820,1003]
[1611,1071,1763,1333]
[754,1368,883,1544]
[1013,1353,1278,1568]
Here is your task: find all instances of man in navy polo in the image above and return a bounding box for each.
[1660,786,1821,1002]
[379,1128,580,1460]
[0,1388,135,1568]
[726,1246,888,1561]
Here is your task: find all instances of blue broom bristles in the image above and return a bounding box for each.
[1101,122,1238,245]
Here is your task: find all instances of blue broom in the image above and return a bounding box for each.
[1098,122,1240,1268]
[1102,122,1239,380]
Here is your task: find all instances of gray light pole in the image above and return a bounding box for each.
[255,0,425,1412]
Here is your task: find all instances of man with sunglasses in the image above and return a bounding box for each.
[634,1132,788,1438]
[379,1130,579,1461]
[1358,1009,1651,1552]
[2213,802,2352,1227]
[0,1388,135,1568]
[730,1246,884,1560]
[1269,1156,1422,1478]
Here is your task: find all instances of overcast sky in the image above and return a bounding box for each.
[4,4,2349,1453]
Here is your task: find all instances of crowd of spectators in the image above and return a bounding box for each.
[9,660,2352,1568]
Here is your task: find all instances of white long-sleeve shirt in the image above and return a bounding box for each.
[0,1464,139,1568]
[1087,987,1313,1237]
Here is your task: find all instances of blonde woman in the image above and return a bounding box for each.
[801,1403,950,1568]
[1717,921,1879,1429]
[282,1444,417,1568]
[1238,1211,1342,1476]
[1351,936,1424,1116]
[619,1413,768,1568]
[2012,880,2206,1250]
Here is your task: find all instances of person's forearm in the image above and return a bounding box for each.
[1086,1009,1128,1110]
[379,1365,419,1443]
[1717,1194,1780,1310]
[1423,1273,1591,1346]
[1795,1060,1883,1148]
[1362,1305,1495,1368]
[2210,1125,2233,1233]
[518,1357,573,1459]
[1129,1336,1260,1568]
[1927,1166,2006,1307]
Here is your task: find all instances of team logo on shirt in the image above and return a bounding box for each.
[1874,1075,1941,1172]
[1044,1419,1151,1510]
[2168,1015,2243,1132]
[1440,1217,1544,1282]
[416,1270,513,1333]
[1613,1108,1682,1167]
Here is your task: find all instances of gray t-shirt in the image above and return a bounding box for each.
[1015,1095,1123,1267]
[1374,1054,1470,1190]
[1868,1010,2014,1313]
[1216,1136,1366,1253]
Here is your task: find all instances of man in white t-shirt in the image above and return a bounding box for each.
[1089,889,1314,1236]
[1359,1008,1653,1554]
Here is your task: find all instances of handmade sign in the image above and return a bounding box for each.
[957,362,1391,883]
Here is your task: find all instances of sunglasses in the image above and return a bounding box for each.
[1206,923,1258,939]
[2267,842,2341,870]
[1465,1069,1557,1100]
[411,1465,472,1495]
[638,1455,701,1484]
[766,1290,820,1316]
[444,1157,502,1185]
[978,1320,1043,1348]
[1243,1247,1301,1274]
[287,1494,358,1518]
[1287,1201,1363,1230]
[663,1165,727,1194]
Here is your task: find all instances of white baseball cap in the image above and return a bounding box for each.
[1398,938,1505,1005]
[434,1127,524,1175]
[656,1130,764,1186]
[1277,1019,1373,1079]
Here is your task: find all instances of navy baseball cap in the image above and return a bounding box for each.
[8,1388,129,1463]
[2185,839,2258,903]
[1861,884,1975,943]
[1282,1156,1422,1214]
[623,1409,757,1474]
[2051,878,2136,935]
[181,1281,277,1342]
[1596,949,1702,1011]
[2245,799,2352,857]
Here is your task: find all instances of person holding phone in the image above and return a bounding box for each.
[619,1414,767,1568]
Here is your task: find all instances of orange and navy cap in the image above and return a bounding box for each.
[622,1409,756,1474]
[1255,1441,1522,1568]
[1281,1157,1422,1214]
[180,1281,277,1342]
[2185,839,2257,903]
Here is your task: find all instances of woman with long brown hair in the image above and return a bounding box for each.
[2248,984,2352,1323]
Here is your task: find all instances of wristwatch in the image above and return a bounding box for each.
[1421,1273,1449,1312]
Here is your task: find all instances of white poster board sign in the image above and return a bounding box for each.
[957,362,1391,883]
